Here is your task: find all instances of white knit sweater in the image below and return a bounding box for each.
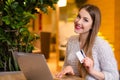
[63,35,119,80]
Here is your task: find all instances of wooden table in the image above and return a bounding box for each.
[54,75,84,80]
[0,71,84,80]
[0,71,27,80]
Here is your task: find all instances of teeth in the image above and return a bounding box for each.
[76,26,81,29]
[77,26,80,28]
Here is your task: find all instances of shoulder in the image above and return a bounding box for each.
[67,35,79,43]
[93,36,114,56]
[95,36,108,44]
[93,36,114,58]
[94,36,111,49]
[66,35,79,49]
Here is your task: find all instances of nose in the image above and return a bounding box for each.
[75,18,82,24]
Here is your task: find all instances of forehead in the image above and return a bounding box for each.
[79,9,92,19]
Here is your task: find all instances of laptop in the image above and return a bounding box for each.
[15,53,55,80]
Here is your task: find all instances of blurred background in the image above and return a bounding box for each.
[1,0,119,75]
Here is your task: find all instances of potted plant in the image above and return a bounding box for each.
[0,0,58,71]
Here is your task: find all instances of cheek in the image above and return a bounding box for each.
[84,24,92,31]
[87,22,92,29]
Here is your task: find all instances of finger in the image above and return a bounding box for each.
[81,59,85,63]
[55,72,60,77]
[55,73,59,78]
[71,70,75,75]
[55,72,63,78]
[59,70,67,78]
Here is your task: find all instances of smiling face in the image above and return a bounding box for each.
[74,8,93,34]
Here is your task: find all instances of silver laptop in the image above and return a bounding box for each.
[15,53,54,80]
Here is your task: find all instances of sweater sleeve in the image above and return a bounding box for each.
[62,35,77,69]
[62,37,71,69]
[63,43,69,68]
[98,40,119,80]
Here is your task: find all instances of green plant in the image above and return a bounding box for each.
[0,0,58,71]
[75,0,87,8]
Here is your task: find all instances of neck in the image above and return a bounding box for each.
[79,32,89,49]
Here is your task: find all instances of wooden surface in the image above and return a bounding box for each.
[54,75,84,80]
[0,71,27,80]
[0,71,84,80]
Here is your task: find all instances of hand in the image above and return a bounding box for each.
[55,66,75,78]
[83,57,94,74]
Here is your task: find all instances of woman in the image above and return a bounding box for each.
[56,4,119,80]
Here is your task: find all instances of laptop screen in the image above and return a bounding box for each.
[16,53,53,80]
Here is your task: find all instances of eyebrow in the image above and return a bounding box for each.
[83,17,89,20]
[77,14,89,19]
[77,13,91,21]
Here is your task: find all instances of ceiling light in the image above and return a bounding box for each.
[58,0,67,7]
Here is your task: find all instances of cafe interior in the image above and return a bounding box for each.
[0,0,120,79]
[31,0,120,75]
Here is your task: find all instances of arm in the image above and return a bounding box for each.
[83,57,105,80]
[62,39,70,68]
[83,39,119,80]
[56,38,75,78]
[89,68,105,80]
[98,42,119,80]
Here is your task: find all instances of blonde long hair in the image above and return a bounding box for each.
[79,4,101,77]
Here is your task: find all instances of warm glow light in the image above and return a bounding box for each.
[58,0,67,7]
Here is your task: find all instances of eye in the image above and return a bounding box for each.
[83,18,88,22]
[77,14,81,19]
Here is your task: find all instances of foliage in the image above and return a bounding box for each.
[0,0,58,71]
[75,0,87,8]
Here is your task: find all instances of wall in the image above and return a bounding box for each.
[42,8,57,33]
[87,0,115,44]
[115,0,120,70]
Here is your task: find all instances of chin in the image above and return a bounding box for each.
[74,30,81,34]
